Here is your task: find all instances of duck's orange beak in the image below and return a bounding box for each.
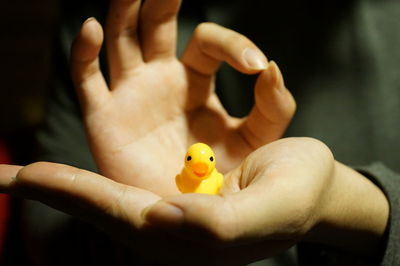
[193,162,208,177]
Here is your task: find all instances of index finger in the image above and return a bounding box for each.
[9,162,161,229]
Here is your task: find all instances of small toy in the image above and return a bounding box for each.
[176,143,224,195]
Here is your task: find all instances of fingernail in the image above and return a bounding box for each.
[84,17,97,24]
[243,48,268,70]
[142,201,184,227]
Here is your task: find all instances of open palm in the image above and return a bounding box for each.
[70,0,295,196]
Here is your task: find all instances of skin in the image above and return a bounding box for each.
[0,138,389,265]
[69,0,296,196]
[0,0,390,264]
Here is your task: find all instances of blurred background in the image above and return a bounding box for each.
[1,1,396,265]
[0,0,60,262]
[0,0,60,160]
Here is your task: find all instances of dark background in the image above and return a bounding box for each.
[0,2,60,264]
[0,0,60,161]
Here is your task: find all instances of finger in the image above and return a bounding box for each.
[239,61,296,148]
[8,162,160,229]
[0,164,23,192]
[140,0,181,61]
[106,0,143,81]
[143,139,329,243]
[144,178,305,245]
[71,18,110,112]
[181,23,268,76]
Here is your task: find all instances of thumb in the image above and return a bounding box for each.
[143,182,311,247]
[143,187,299,245]
[239,61,296,148]
[143,139,329,244]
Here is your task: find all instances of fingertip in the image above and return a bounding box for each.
[82,17,104,46]
[240,60,296,147]
[256,60,296,122]
[269,60,297,115]
[256,61,278,88]
[254,61,291,102]
[242,47,268,72]
[72,17,104,62]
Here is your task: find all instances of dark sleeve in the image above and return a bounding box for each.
[297,162,400,266]
[356,162,400,266]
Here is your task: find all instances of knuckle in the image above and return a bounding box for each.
[193,23,215,53]
[193,22,221,45]
[15,163,38,182]
[194,22,250,58]
[16,162,56,183]
[194,22,216,38]
[109,184,129,218]
[301,137,334,162]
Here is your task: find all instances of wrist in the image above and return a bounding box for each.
[305,161,389,258]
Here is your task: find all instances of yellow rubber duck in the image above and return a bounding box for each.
[176,143,224,195]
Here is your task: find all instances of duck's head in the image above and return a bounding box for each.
[184,143,216,180]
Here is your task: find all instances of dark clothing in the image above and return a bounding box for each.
[208,1,400,265]
[6,0,400,265]
[360,163,400,266]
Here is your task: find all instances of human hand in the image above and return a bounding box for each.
[0,138,388,265]
[70,0,296,196]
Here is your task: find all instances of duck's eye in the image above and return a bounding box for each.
[210,156,214,162]
[187,156,192,161]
